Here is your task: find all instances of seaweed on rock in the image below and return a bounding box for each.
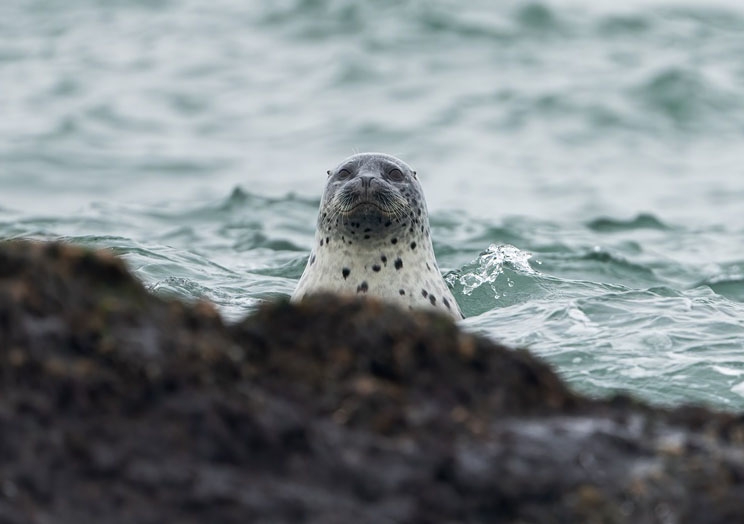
[0,240,743,524]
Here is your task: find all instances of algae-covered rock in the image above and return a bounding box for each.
[0,240,743,523]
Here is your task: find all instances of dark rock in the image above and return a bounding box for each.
[0,239,743,523]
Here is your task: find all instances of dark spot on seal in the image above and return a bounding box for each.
[385,221,391,227]
[391,238,398,245]
[342,268,350,279]
[364,235,370,239]
[421,289,428,298]
[394,258,403,270]
[326,237,330,244]
[429,295,436,306]
[372,264,381,272]
[410,241,417,250]
[381,255,387,265]
[364,228,371,233]
[357,281,368,293]
[399,289,405,295]
[443,298,451,309]
[426,263,431,271]
[320,239,324,246]
[310,254,316,265]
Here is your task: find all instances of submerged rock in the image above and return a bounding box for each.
[0,240,743,523]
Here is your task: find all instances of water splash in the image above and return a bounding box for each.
[450,243,536,297]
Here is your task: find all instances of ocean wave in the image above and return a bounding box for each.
[587,213,669,232]
[631,67,742,129]
[699,276,744,302]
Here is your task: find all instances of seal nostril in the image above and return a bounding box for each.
[360,176,374,189]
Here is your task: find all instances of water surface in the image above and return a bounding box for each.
[2,0,744,408]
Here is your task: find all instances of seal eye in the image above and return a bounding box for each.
[337,168,352,180]
[387,168,404,182]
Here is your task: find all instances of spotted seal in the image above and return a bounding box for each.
[292,152,463,320]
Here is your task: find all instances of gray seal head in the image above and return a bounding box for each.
[292,152,463,320]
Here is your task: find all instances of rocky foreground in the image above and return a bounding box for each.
[1,241,744,523]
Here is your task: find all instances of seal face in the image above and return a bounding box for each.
[292,152,463,320]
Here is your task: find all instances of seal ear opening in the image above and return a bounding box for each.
[327,170,331,176]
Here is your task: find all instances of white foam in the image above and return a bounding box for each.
[457,244,535,296]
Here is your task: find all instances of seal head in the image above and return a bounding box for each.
[292,152,463,320]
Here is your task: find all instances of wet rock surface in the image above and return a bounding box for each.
[0,240,743,524]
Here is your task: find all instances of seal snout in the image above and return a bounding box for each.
[357,173,380,201]
[335,174,404,217]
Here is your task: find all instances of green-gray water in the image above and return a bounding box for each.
[2,0,744,408]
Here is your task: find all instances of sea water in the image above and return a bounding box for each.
[2,0,744,408]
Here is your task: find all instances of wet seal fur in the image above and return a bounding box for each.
[292,152,463,320]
